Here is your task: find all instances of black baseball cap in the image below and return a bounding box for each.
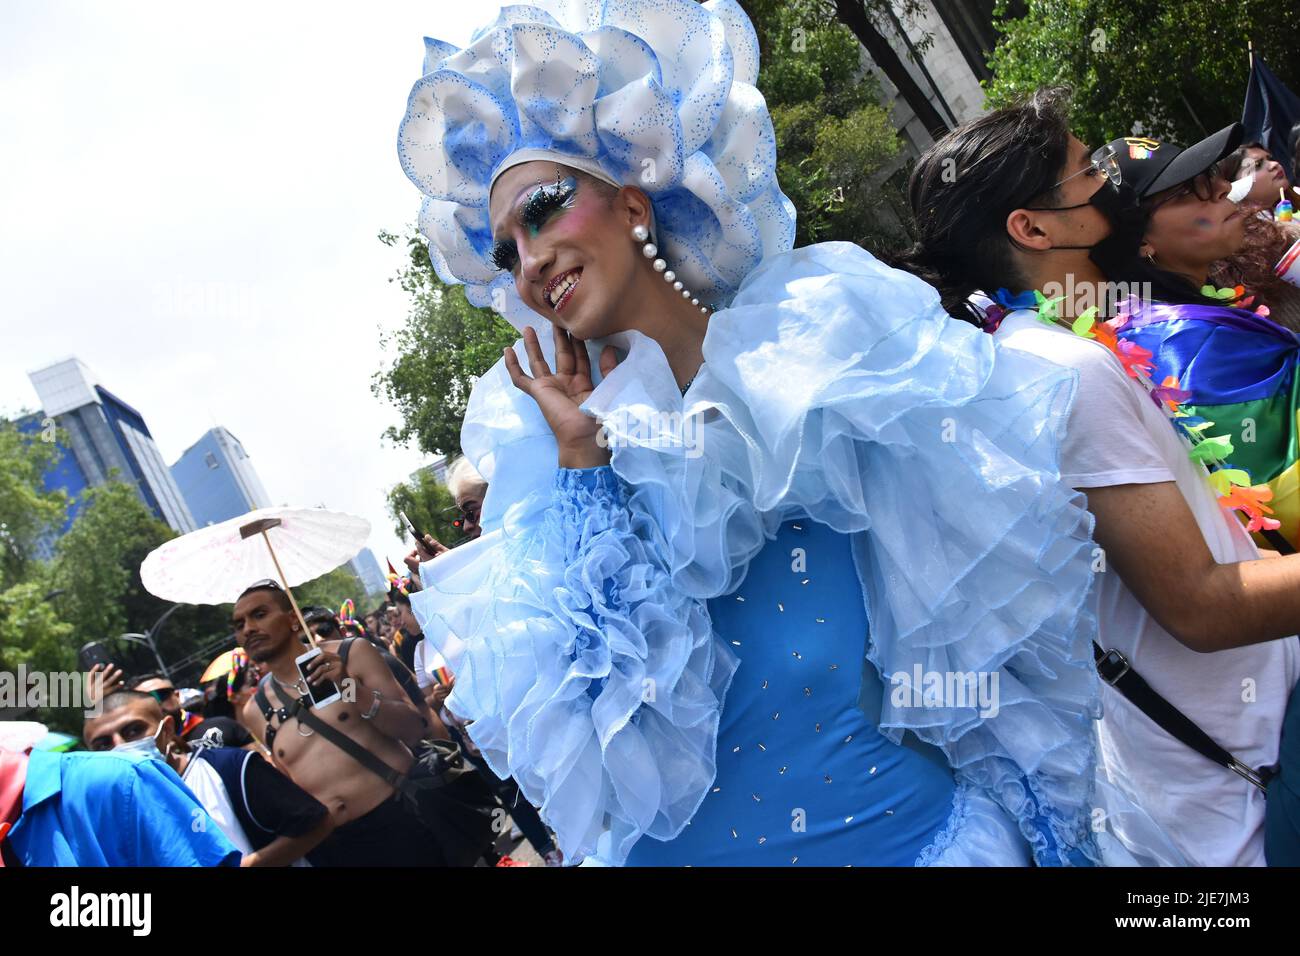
[1104,123,1243,200]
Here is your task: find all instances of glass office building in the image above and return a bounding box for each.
[170,426,272,527]
[23,358,197,542]
[349,547,388,598]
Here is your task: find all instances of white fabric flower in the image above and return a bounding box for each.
[397,0,795,329]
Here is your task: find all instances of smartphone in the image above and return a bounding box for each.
[399,510,426,542]
[78,642,116,673]
[295,647,341,709]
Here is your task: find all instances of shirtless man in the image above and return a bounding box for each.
[233,580,448,866]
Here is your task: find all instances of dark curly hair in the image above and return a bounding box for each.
[1210,215,1300,329]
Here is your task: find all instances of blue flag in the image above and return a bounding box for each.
[1242,57,1300,182]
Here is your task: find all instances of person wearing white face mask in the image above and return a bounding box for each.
[1,718,240,867]
[84,691,335,866]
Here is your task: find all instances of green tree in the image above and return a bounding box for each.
[744,0,909,248]
[0,573,75,675]
[292,566,368,614]
[373,230,519,459]
[46,481,234,675]
[985,0,1300,148]
[0,420,68,590]
[51,482,174,647]
[385,467,461,551]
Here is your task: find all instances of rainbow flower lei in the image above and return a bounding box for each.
[985,288,1281,535]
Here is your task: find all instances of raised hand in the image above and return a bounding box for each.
[503,323,619,469]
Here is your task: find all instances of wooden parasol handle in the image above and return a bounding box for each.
[248,525,319,649]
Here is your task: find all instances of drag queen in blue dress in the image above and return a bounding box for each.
[398,0,1177,866]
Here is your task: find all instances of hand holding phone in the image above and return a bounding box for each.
[295,647,342,709]
[400,511,448,561]
[86,663,125,705]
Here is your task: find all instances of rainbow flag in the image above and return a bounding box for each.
[1118,301,1300,548]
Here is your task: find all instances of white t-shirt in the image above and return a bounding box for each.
[997,309,1300,866]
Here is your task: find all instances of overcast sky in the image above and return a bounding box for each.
[1,1,493,582]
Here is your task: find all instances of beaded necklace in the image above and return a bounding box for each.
[984,287,1281,535]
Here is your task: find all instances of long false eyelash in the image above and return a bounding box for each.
[490,239,519,272]
[519,175,578,233]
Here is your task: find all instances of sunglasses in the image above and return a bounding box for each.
[442,502,482,531]
[147,687,177,703]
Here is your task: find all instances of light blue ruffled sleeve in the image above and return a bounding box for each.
[412,460,737,866]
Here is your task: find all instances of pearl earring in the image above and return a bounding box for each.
[632,224,709,314]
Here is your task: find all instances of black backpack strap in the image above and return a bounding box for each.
[254,675,281,749]
[292,704,406,791]
[1262,528,1297,555]
[254,675,276,722]
[337,636,357,670]
[1094,642,1272,791]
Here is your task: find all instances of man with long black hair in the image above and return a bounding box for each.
[898,88,1300,866]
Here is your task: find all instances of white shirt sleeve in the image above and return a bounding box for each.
[1058,343,1177,488]
[411,639,433,690]
[999,318,1176,489]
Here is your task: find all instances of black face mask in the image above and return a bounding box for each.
[1026,179,1145,273]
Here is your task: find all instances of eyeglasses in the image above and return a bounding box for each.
[1146,162,1225,210]
[1047,143,1123,191]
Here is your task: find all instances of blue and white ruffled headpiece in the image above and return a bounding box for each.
[397,0,796,330]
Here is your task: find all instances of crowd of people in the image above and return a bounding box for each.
[0,454,567,867]
[5,0,1300,869]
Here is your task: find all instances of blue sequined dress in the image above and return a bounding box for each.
[411,242,1165,867]
[625,514,1025,866]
